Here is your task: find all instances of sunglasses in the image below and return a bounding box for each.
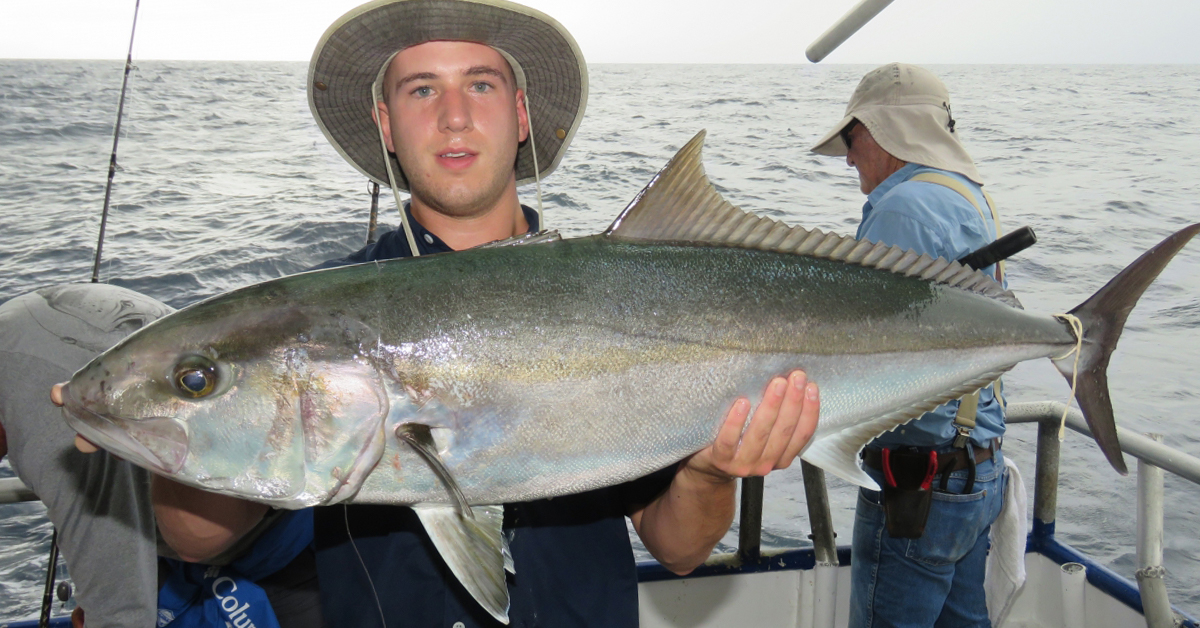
[840,119,860,150]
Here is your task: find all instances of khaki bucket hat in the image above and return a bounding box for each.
[308,0,588,190]
[811,63,982,185]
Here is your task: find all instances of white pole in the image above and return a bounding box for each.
[812,563,838,628]
[0,477,36,504]
[1137,433,1176,628]
[805,0,896,63]
[1060,562,1087,628]
[796,570,815,628]
[1137,434,1165,570]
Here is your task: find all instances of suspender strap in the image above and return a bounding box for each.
[908,172,1004,441]
[952,391,979,448]
[910,172,982,215]
[908,171,1005,283]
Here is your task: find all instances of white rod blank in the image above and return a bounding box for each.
[806,0,896,63]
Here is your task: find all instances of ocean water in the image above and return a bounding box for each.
[1,60,1198,622]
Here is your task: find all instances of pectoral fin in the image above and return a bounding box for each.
[413,504,511,624]
[397,422,513,622]
[395,422,471,517]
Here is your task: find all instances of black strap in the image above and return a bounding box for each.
[936,448,978,495]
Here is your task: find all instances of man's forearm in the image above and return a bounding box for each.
[631,465,737,575]
[153,476,267,563]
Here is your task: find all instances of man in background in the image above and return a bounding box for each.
[811,63,1008,628]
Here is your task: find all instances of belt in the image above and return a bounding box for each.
[862,442,995,475]
[863,439,998,494]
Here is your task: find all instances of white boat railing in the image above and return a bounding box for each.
[1004,401,1197,628]
[719,400,1199,628]
[0,477,36,504]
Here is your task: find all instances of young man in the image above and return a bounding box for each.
[56,1,819,626]
[811,63,1008,628]
[301,1,818,625]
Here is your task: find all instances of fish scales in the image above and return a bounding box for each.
[343,238,1070,504]
[69,234,1071,507]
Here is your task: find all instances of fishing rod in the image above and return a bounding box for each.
[959,226,1037,271]
[39,3,143,624]
[367,181,381,244]
[36,529,60,628]
[90,0,142,283]
[806,0,896,63]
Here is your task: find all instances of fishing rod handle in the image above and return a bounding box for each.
[958,226,1038,270]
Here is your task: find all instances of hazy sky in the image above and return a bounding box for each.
[3,0,1198,64]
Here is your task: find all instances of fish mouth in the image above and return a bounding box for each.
[60,384,189,475]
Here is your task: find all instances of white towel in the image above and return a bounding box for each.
[985,456,1028,626]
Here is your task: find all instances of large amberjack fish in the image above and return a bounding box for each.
[60,131,1197,623]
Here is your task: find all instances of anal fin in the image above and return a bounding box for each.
[801,369,1011,490]
[414,504,511,624]
[800,415,892,491]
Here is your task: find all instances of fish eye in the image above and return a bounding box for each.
[177,369,213,396]
[172,356,219,398]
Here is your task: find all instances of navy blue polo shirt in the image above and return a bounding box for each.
[312,205,677,627]
[309,204,538,268]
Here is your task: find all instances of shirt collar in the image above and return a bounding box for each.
[404,203,541,254]
[866,163,922,208]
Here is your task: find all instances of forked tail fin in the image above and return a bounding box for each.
[1059,223,1200,474]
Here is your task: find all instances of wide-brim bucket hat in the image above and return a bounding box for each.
[811,63,982,185]
[308,0,588,190]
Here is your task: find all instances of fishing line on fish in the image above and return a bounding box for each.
[344,505,387,627]
[1052,313,1085,441]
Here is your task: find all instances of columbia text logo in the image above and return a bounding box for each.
[212,577,257,628]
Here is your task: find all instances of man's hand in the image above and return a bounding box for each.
[50,383,100,454]
[632,370,820,575]
[683,370,819,483]
[51,383,266,562]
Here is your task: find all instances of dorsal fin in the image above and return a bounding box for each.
[606,130,1022,308]
[475,230,562,249]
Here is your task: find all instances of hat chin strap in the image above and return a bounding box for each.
[524,92,544,230]
[371,78,423,258]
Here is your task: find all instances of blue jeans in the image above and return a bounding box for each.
[849,448,1006,628]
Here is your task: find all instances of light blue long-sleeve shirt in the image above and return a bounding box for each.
[857,163,1006,449]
